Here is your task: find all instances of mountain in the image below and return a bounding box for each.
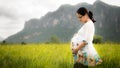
[5,0,120,43]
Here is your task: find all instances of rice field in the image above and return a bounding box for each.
[0,43,120,68]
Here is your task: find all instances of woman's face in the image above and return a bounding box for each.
[76,13,87,23]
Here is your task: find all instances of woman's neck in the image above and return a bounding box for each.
[84,18,91,23]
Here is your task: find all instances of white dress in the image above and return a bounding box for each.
[71,20,102,66]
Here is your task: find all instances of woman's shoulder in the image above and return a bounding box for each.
[84,20,94,28]
[85,20,93,25]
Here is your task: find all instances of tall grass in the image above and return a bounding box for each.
[0,43,120,68]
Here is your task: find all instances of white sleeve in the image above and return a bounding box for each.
[84,23,94,43]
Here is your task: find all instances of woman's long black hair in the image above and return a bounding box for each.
[77,7,96,23]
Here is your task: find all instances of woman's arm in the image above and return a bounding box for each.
[72,41,87,53]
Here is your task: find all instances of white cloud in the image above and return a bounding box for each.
[101,0,120,6]
[0,16,24,38]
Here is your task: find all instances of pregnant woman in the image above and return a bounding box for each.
[71,7,102,68]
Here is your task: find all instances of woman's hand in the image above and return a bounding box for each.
[72,48,77,54]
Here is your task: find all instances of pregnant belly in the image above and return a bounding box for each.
[71,34,85,49]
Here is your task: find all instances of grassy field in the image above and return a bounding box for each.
[0,43,120,68]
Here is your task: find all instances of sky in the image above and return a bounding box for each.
[0,0,120,39]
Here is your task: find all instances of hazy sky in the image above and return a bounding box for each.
[0,0,120,39]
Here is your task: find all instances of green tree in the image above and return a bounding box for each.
[1,40,7,45]
[93,35,103,44]
[21,41,26,45]
[46,35,61,44]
